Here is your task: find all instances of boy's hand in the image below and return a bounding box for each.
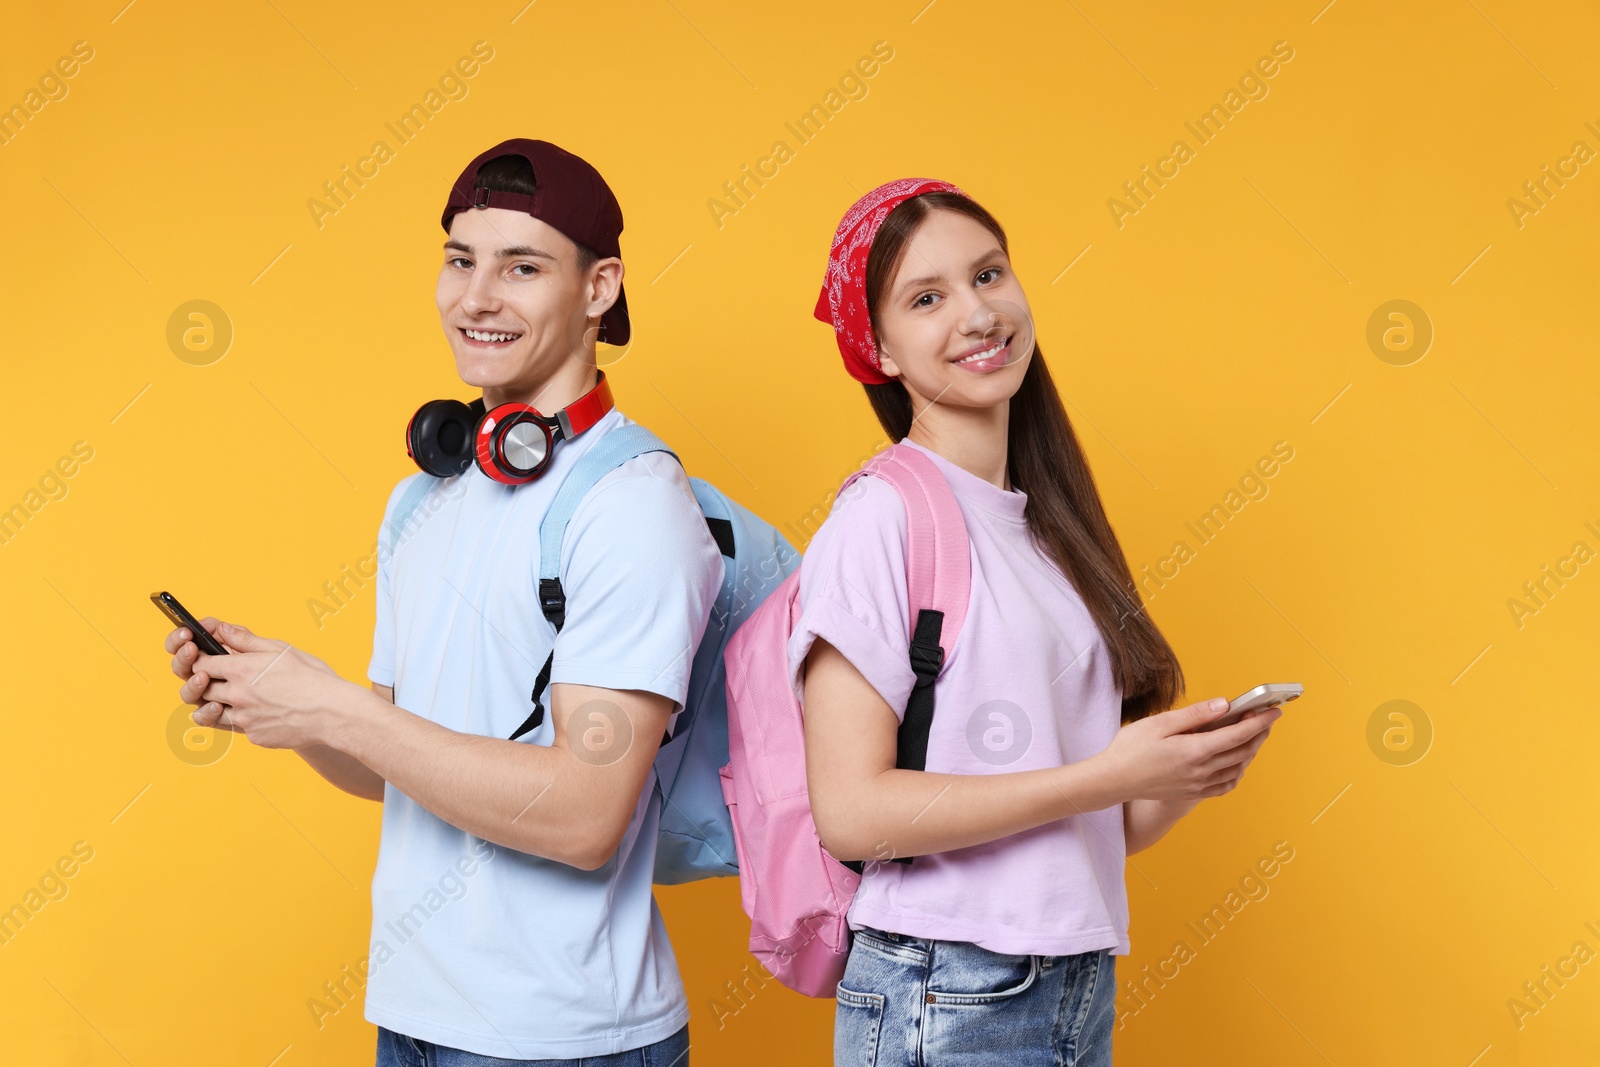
[178,621,351,750]
[167,615,240,731]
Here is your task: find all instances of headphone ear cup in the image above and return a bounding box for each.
[406,399,478,477]
[475,403,558,486]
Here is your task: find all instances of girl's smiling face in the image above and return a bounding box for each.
[871,207,1035,412]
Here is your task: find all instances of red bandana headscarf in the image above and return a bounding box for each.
[813,178,970,384]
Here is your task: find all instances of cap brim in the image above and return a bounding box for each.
[599,280,630,346]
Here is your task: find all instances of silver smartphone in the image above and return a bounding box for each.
[1196,682,1304,732]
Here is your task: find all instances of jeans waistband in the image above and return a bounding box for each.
[853,923,1109,969]
[857,924,935,950]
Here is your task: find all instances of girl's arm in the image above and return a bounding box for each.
[802,641,1121,861]
[802,639,1278,862]
[1124,798,1198,854]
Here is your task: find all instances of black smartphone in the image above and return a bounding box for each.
[150,591,229,656]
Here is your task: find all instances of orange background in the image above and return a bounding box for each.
[2,0,1597,1063]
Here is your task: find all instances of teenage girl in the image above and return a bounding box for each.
[792,179,1281,1066]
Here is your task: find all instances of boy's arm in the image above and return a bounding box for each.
[326,678,671,870]
[292,682,392,802]
[329,454,718,870]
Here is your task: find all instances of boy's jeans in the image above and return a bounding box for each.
[835,925,1115,1066]
[376,1023,689,1067]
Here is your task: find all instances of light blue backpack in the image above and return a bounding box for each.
[381,423,798,883]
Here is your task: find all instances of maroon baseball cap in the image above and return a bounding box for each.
[440,138,630,346]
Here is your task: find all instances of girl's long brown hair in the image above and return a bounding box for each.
[863,191,1183,722]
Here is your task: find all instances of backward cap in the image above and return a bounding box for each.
[441,138,630,345]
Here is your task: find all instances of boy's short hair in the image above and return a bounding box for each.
[472,153,602,273]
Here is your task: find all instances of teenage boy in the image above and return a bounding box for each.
[164,138,722,1065]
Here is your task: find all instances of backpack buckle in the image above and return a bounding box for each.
[908,642,943,685]
[538,578,566,630]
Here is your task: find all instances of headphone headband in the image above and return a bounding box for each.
[555,371,613,441]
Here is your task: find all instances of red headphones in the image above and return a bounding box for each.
[406,371,614,485]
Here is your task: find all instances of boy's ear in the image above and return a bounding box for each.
[587,257,624,321]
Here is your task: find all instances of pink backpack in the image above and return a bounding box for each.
[718,442,971,997]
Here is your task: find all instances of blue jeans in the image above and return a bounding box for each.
[376,1023,689,1067]
[834,925,1115,1066]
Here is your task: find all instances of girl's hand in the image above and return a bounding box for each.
[1095,697,1280,805]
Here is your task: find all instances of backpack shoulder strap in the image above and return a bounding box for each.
[381,474,442,559]
[510,423,677,741]
[855,444,971,653]
[538,424,677,582]
[837,443,970,871]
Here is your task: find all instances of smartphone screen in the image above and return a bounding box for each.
[150,591,229,656]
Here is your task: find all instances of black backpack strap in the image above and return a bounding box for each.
[705,515,736,559]
[897,608,945,772]
[507,430,733,746]
[841,607,946,874]
[511,511,730,745]
[510,578,567,741]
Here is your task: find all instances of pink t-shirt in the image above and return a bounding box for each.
[787,439,1130,957]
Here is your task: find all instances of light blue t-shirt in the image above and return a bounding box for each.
[363,406,724,1058]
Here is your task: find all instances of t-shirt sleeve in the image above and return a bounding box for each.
[786,473,917,722]
[366,475,415,688]
[548,453,725,725]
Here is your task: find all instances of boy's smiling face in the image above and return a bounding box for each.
[436,206,621,407]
